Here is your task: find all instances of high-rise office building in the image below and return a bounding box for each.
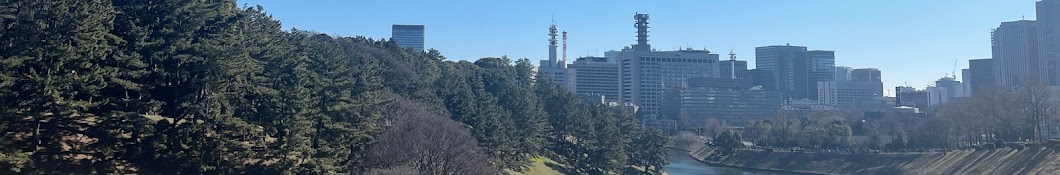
[992,20,1040,87]
[613,48,719,117]
[568,56,620,103]
[967,59,995,95]
[755,45,835,100]
[835,66,853,81]
[391,25,425,51]
[756,45,809,100]
[1039,0,1060,86]
[851,68,884,95]
[962,69,972,95]
[808,50,836,100]
[612,13,720,117]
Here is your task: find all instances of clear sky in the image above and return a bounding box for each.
[239,0,1039,96]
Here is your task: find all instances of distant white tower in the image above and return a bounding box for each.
[562,30,568,68]
[539,19,570,90]
[729,50,737,79]
[548,20,560,68]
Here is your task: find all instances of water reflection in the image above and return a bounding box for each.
[664,149,785,175]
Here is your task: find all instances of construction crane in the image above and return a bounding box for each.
[952,59,958,79]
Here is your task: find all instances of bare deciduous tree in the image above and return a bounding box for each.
[702,117,726,138]
[366,95,499,175]
[1017,83,1056,142]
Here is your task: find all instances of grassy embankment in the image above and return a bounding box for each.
[505,157,563,175]
[690,145,1060,175]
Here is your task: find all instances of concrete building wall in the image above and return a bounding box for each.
[616,48,720,117]
[817,81,885,108]
[719,60,749,80]
[927,77,965,106]
[569,57,621,102]
[663,88,782,127]
[968,59,995,96]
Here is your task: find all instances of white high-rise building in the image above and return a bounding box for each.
[568,57,620,103]
[607,13,723,117]
[817,80,890,111]
[613,48,720,117]
[927,77,966,106]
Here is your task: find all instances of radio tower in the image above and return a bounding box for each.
[729,50,737,79]
[633,13,651,52]
[562,30,568,68]
[548,20,559,67]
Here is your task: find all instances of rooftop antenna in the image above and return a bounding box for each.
[548,17,559,67]
[633,13,651,52]
[562,30,568,66]
[729,49,738,79]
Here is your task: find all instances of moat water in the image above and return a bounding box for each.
[664,149,786,175]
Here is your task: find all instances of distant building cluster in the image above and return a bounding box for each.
[950,0,1060,139]
[384,1,1060,134]
[390,2,1060,135]
[530,13,902,133]
[977,0,1060,92]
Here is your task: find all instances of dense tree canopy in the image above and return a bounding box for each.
[0,0,669,174]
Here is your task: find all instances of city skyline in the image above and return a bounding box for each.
[240,0,1039,95]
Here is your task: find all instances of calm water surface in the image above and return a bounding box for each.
[664,149,787,175]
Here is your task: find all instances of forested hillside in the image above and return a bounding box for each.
[0,0,668,174]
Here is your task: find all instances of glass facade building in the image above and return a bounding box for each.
[392,25,425,51]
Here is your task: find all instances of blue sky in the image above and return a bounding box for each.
[239,0,1038,95]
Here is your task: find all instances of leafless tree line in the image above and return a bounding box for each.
[937,84,1060,147]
